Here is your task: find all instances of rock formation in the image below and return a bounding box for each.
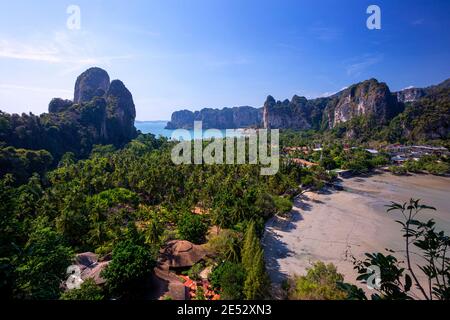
[262,95,328,130]
[325,78,401,128]
[0,67,137,161]
[48,98,73,113]
[263,98,269,129]
[395,87,426,103]
[105,80,137,144]
[74,67,110,104]
[167,78,441,132]
[166,106,262,129]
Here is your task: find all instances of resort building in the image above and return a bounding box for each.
[290,158,318,168]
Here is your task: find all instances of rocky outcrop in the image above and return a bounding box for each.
[74,67,110,104]
[166,106,262,129]
[395,87,426,103]
[263,95,328,130]
[166,79,402,131]
[166,96,327,131]
[166,110,195,129]
[395,79,450,104]
[389,80,450,141]
[48,98,73,113]
[326,79,401,128]
[263,99,269,129]
[165,77,449,142]
[0,67,137,161]
[105,80,137,144]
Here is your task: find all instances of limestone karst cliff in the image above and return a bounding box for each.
[166,106,262,129]
[166,77,449,142]
[0,67,137,160]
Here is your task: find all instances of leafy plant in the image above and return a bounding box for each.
[288,261,348,300]
[352,199,450,300]
[60,279,104,300]
[102,224,157,298]
[178,213,208,244]
[210,261,246,300]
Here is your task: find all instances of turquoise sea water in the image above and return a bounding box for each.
[135,121,244,140]
[135,121,174,138]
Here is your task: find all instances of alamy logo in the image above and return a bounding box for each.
[367,265,382,290]
[66,265,83,289]
[366,5,381,30]
[170,121,279,176]
[66,5,81,30]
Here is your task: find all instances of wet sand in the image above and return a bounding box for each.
[262,172,450,299]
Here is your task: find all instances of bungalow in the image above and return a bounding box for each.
[283,146,310,154]
[160,240,208,271]
[391,155,407,164]
[411,145,448,156]
[386,144,411,154]
[291,158,318,168]
[192,206,209,215]
[365,149,379,155]
[150,240,209,300]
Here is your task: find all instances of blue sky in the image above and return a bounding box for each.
[0,0,449,120]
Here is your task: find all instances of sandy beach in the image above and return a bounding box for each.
[263,172,450,299]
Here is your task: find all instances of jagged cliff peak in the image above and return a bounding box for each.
[48,98,73,113]
[165,77,448,140]
[265,95,276,105]
[327,78,400,128]
[74,67,110,104]
[291,95,308,105]
[105,79,137,143]
[1,67,138,160]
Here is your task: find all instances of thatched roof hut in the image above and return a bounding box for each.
[150,267,188,300]
[160,240,207,269]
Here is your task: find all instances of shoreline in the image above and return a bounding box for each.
[262,171,450,299]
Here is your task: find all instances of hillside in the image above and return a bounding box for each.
[166,78,450,143]
[0,67,137,182]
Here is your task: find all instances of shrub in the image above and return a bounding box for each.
[60,279,104,300]
[210,262,246,300]
[102,224,156,298]
[425,162,449,175]
[15,227,73,299]
[389,165,407,175]
[404,160,422,173]
[273,196,293,216]
[206,229,241,263]
[289,262,348,300]
[188,262,205,281]
[351,199,450,300]
[178,213,208,244]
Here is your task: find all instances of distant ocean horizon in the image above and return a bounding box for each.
[135,120,245,140]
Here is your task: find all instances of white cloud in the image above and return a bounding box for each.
[345,54,383,77]
[0,84,72,95]
[318,86,348,98]
[318,91,337,98]
[0,39,61,63]
[0,31,135,69]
